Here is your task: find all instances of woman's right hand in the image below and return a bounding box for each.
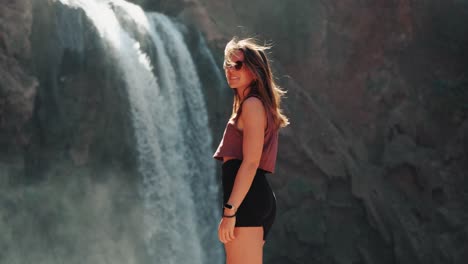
[218,215,236,244]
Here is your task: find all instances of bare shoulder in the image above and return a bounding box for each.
[242,97,266,115]
[240,97,266,128]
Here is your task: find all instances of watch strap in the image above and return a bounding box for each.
[223,203,236,211]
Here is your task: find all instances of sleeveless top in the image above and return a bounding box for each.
[213,95,279,173]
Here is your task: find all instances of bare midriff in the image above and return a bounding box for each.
[223,156,238,163]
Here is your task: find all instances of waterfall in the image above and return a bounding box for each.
[57,0,221,263]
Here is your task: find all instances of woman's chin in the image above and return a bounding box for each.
[227,81,249,90]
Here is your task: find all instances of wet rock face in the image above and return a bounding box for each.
[0,0,37,148]
[28,1,135,169]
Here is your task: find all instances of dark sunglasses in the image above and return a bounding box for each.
[223,60,244,71]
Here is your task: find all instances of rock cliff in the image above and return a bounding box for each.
[0,0,37,150]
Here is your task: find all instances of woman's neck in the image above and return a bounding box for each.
[237,87,251,101]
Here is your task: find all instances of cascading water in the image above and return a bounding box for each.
[57,0,222,263]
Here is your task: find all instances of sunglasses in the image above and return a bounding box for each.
[223,60,244,71]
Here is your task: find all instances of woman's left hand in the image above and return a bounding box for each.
[218,213,236,244]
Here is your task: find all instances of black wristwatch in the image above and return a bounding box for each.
[224,203,236,211]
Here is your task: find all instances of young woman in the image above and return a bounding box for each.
[213,37,289,263]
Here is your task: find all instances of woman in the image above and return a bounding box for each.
[213,37,289,263]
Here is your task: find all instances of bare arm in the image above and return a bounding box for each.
[225,97,266,212]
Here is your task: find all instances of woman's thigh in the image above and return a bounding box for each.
[224,227,264,264]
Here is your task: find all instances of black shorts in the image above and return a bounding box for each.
[221,159,277,241]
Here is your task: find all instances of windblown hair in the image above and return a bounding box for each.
[225,37,289,129]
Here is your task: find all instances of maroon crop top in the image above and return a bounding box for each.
[213,95,279,173]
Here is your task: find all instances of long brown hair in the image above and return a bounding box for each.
[225,37,289,129]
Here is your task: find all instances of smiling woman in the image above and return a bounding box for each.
[213,37,289,264]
